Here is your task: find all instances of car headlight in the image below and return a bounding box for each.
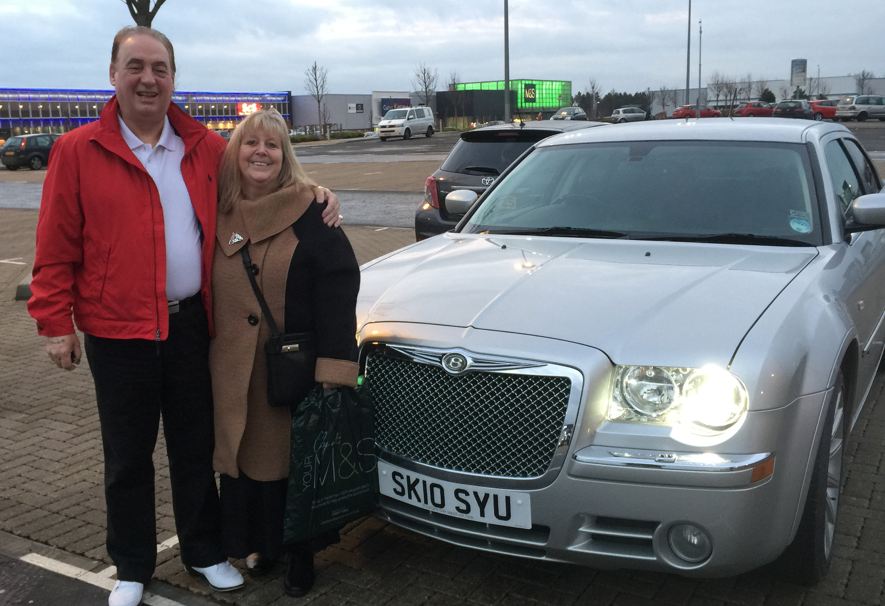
[609,365,748,437]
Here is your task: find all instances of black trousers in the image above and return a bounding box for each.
[84,301,223,584]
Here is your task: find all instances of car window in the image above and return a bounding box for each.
[465,141,820,244]
[842,139,881,194]
[440,135,539,175]
[872,97,884,106]
[3,137,23,149]
[825,140,864,213]
[384,109,407,120]
[407,110,416,119]
[34,136,51,146]
[856,97,868,105]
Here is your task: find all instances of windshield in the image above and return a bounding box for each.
[462,141,822,246]
[2,137,22,149]
[383,109,408,120]
[440,133,549,174]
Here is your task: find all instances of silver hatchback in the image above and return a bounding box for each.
[609,106,649,123]
[835,94,885,121]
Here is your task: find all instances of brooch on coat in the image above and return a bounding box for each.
[229,232,244,245]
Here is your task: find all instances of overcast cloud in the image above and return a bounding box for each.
[1,0,882,96]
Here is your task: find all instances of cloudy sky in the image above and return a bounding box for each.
[1,0,882,96]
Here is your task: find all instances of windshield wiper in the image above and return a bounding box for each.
[462,166,500,176]
[485,226,629,239]
[637,232,816,247]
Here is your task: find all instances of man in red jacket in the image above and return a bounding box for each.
[28,26,340,606]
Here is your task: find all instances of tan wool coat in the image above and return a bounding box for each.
[209,184,358,481]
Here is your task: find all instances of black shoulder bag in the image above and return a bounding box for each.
[240,244,317,408]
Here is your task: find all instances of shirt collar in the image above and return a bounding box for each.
[117,114,180,152]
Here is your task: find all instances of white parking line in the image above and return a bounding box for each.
[21,539,188,606]
[0,258,26,265]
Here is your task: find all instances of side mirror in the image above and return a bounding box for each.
[851,193,885,226]
[445,190,479,215]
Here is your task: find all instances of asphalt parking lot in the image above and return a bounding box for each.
[1,122,885,605]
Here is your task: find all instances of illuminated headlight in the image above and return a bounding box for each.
[609,365,748,436]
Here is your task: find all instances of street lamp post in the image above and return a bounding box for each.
[504,0,511,122]
[697,20,702,118]
[685,0,691,108]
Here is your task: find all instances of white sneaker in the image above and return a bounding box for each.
[186,561,244,592]
[109,580,143,606]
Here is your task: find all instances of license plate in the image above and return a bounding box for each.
[378,461,531,529]
[4,151,13,156]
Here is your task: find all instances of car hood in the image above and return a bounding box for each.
[379,119,404,126]
[358,234,817,366]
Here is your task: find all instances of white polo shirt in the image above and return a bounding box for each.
[119,115,203,301]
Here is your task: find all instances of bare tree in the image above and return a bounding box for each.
[817,79,831,98]
[121,0,167,27]
[447,71,468,126]
[412,63,438,106]
[742,73,754,100]
[587,78,601,118]
[304,61,329,131]
[778,84,791,102]
[645,88,658,115]
[708,71,725,109]
[659,86,671,116]
[321,103,333,139]
[723,78,741,115]
[856,70,875,95]
[754,78,769,99]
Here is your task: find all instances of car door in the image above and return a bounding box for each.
[871,96,885,119]
[823,134,885,388]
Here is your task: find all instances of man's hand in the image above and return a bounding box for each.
[46,334,82,371]
[316,187,343,228]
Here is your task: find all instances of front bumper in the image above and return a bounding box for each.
[362,324,828,576]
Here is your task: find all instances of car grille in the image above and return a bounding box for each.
[366,351,571,478]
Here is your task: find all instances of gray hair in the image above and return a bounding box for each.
[111,26,176,75]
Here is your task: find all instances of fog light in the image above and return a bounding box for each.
[668,523,712,563]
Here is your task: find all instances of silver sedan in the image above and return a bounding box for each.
[356,119,885,584]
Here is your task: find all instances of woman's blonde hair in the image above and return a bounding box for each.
[217,108,315,213]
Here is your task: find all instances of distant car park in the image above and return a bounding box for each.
[551,107,588,121]
[0,133,61,170]
[835,95,885,122]
[773,100,814,120]
[809,100,838,121]
[732,102,774,118]
[609,107,649,123]
[671,105,722,118]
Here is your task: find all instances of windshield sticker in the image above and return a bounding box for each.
[790,219,811,234]
[789,210,810,220]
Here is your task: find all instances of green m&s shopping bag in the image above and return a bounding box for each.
[283,381,377,544]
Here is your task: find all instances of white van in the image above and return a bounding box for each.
[378,106,434,141]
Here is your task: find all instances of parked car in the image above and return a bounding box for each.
[378,106,435,141]
[731,101,774,118]
[809,100,838,121]
[415,120,606,240]
[671,105,722,118]
[609,107,650,123]
[215,129,232,141]
[551,107,588,121]
[835,95,885,122]
[1,133,61,170]
[361,119,885,585]
[773,100,814,120]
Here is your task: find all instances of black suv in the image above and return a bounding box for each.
[415,121,606,240]
[1,133,61,170]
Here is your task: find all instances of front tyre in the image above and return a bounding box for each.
[814,112,823,121]
[425,126,434,138]
[379,137,388,142]
[781,370,846,585]
[403,128,411,140]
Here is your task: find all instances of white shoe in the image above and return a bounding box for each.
[185,561,244,592]
[109,580,143,606]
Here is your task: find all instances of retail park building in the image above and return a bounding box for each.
[0,80,570,138]
[3,73,884,138]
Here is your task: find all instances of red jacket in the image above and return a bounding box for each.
[28,97,226,340]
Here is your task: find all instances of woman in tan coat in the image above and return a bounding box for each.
[209,109,360,597]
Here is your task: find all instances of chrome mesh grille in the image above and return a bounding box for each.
[367,352,571,478]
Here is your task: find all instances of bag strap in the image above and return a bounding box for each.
[240,244,281,338]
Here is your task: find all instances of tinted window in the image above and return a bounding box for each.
[2,137,23,149]
[384,109,407,120]
[856,97,869,105]
[825,140,863,212]
[465,141,820,245]
[843,139,881,194]
[34,136,51,147]
[441,134,541,175]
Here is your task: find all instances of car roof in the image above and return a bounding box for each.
[534,118,850,147]
[465,120,606,137]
